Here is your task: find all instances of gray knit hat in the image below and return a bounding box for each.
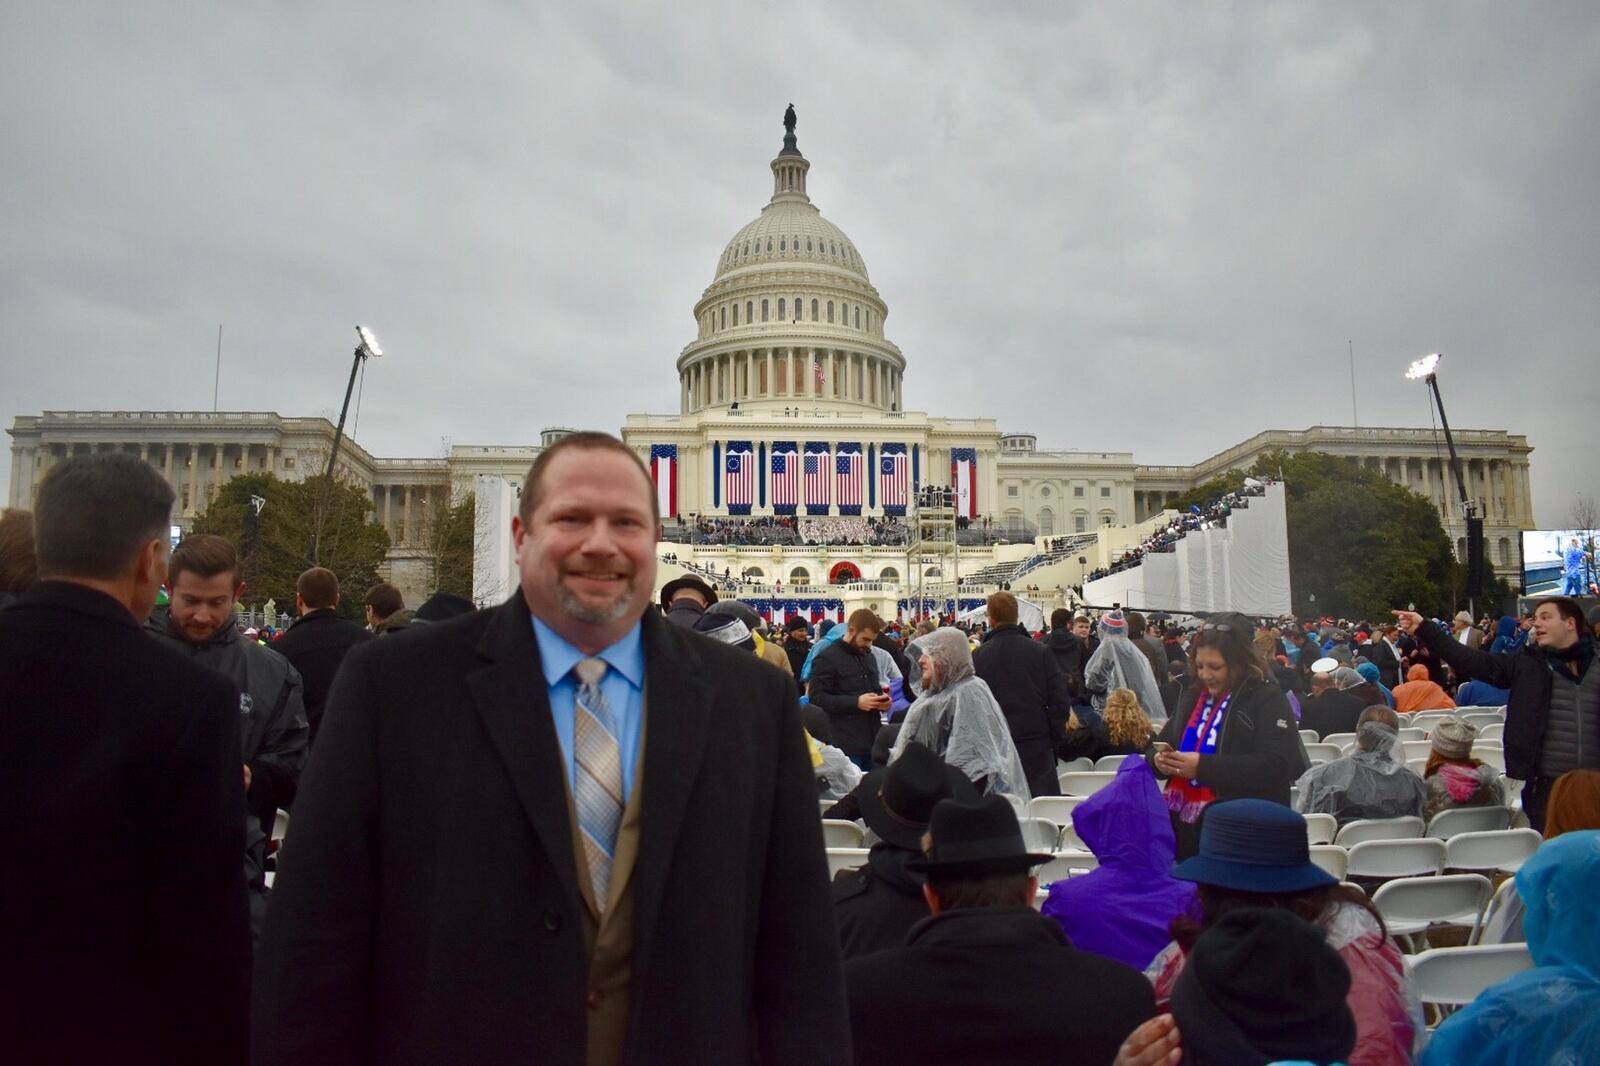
[1430,716,1476,760]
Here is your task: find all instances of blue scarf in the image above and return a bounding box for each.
[1164,690,1231,824]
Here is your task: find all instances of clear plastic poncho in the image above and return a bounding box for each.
[1292,722,1426,825]
[1083,630,1167,723]
[891,627,1032,800]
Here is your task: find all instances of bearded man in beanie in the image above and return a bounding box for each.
[844,795,1154,1065]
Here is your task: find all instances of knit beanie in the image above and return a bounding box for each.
[1430,716,1476,760]
[1099,610,1127,638]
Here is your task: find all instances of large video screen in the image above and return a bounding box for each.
[1521,529,1598,596]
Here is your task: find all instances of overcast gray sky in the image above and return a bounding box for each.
[4,2,1597,525]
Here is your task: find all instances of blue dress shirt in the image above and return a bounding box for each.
[530,615,647,804]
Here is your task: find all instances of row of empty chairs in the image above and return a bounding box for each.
[1304,829,1540,883]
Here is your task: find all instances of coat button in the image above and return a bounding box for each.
[543,911,562,933]
[587,988,604,1010]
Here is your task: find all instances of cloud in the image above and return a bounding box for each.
[3,1,1597,525]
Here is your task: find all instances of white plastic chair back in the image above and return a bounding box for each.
[1094,754,1130,771]
[1299,729,1320,744]
[1307,844,1348,882]
[1303,812,1338,845]
[1407,757,1429,776]
[1019,816,1063,852]
[1335,815,1424,847]
[1471,745,1506,772]
[1372,873,1492,939]
[1058,771,1116,797]
[1397,727,1426,742]
[1303,743,1346,763]
[1402,739,1434,761]
[820,799,839,816]
[1406,943,1534,1008]
[1058,757,1094,774]
[1409,713,1450,734]
[1477,722,1505,742]
[1461,711,1506,730]
[1056,823,1088,851]
[1345,838,1446,880]
[1321,732,1358,751]
[1034,851,1098,884]
[1426,806,1512,840]
[1028,795,1084,828]
[1001,792,1029,820]
[821,819,865,849]
[825,848,870,879]
[1472,876,1522,945]
[1445,829,1542,874]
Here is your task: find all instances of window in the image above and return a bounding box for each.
[811,299,819,320]
[720,306,726,329]
[827,301,834,323]
[732,304,739,326]
[1038,508,1054,536]
[778,298,786,319]
[745,301,752,323]
[780,238,786,251]
[761,299,769,322]
[806,238,813,251]
[855,306,861,328]
[1074,486,1084,497]
[766,239,772,252]
[878,567,899,581]
[795,295,802,320]
[1100,486,1111,497]
[742,242,749,256]
[789,566,810,586]
[1074,515,1087,532]
[284,456,295,469]
[1498,537,1511,565]
[1007,485,1019,497]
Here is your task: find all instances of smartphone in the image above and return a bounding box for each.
[1151,742,1174,755]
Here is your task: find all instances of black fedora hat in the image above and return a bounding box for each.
[856,742,978,851]
[659,574,718,610]
[907,794,1053,877]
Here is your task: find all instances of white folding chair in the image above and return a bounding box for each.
[1058,757,1094,774]
[1426,806,1512,840]
[821,819,865,848]
[1303,743,1346,764]
[1028,795,1084,828]
[1303,812,1338,846]
[1406,943,1534,1020]
[272,808,290,844]
[1477,722,1504,742]
[1408,713,1450,735]
[1372,873,1493,944]
[1471,745,1506,773]
[1402,739,1435,761]
[1058,771,1117,797]
[1001,792,1029,820]
[1397,727,1426,742]
[1335,816,1424,847]
[1407,757,1429,776]
[1345,838,1446,880]
[820,799,840,816]
[1299,729,1320,745]
[1472,876,1523,945]
[1019,816,1063,852]
[1308,844,1348,882]
[1445,829,1542,874]
[1321,732,1358,751]
[1034,852,1098,884]
[1094,754,1131,771]
[1461,711,1506,730]
[825,848,869,879]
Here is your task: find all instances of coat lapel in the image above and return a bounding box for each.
[630,610,714,981]
[465,593,585,915]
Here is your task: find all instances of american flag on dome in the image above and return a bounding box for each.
[880,449,908,512]
[771,444,799,512]
[804,445,830,511]
[836,447,863,512]
[725,443,755,513]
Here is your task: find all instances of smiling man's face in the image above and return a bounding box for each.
[514,446,657,653]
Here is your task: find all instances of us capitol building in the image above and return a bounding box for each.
[8,111,1534,607]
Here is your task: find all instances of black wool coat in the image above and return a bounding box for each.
[0,582,250,1065]
[831,845,930,961]
[274,608,372,745]
[252,592,849,1066]
[845,907,1155,1066]
[973,625,1072,795]
[808,638,885,756]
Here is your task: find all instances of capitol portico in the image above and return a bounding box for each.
[6,111,1535,605]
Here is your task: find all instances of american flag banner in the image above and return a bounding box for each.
[725,441,755,515]
[836,445,863,515]
[649,444,677,518]
[771,442,799,513]
[804,442,830,513]
[880,446,908,514]
[951,447,978,519]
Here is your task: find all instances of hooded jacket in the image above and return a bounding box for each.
[1420,830,1600,1065]
[1040,755,1197,970]
[147,606,308,829]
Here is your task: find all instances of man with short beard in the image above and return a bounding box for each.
[254,432,847,1066]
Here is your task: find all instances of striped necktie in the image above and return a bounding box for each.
[573,657,622,909]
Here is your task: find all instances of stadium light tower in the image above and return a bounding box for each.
[1406,353,1483,609]
[310,326,384,563]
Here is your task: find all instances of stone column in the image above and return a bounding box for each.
[404,486,414,546]
[162,443,175,487]
[381,486,392,536]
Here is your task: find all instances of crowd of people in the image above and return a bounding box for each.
[1087,480,1268,582]
[3,445,1597,1064]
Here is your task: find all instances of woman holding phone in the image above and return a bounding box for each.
[1149,614,1309,859]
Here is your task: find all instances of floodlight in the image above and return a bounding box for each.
[357,325,384,358]
[1404,352,1441,380]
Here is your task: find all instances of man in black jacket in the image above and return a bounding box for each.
[1300,663,1367,741]
[659,574,716,629]
[845,795,1155,1065]
[1045,609,1097,703]
[809,609,891,770]
[974,592,1071,796]
[1397,598,1599,830]
[781,614,811,693]
[0,454,250,1064]
[831,742,976,960]
[275,566,372,747]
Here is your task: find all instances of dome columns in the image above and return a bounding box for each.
[679,346,903,412]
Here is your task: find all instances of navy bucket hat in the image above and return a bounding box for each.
[1171,799,1336,894]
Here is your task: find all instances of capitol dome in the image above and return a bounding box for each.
[678,111,905,416]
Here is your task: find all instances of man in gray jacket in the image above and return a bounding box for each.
[147,534,308,838]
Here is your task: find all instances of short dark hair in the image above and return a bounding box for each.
[33,454,174,581]
[987,591,1018,626]
[1127,610,1147,638]
[1536,596,1586,630]
[296,566,340,609]
[518,432,657,528]
[365,582,404,617]
[168,534,241,588]
[0,509,38,595]
[847,608,882,635]
[926,871,1032,910]
[1050,607,1071,630]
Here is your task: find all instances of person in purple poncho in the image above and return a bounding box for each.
[1040,753,1198,971]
